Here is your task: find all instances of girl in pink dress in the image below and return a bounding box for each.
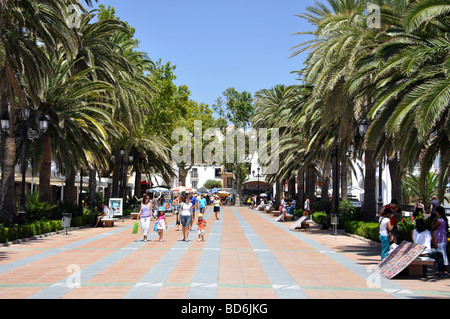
[156,208,167,242]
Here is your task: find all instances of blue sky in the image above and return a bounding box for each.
[91,0,313,107]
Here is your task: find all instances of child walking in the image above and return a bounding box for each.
[156,207,167,242]
[197,213,207,241]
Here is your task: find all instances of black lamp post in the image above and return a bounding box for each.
[252,167,262,205]
[1,108,50,225]
[119,147,125,198]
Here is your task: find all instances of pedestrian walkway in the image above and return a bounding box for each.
[0,206,448,300]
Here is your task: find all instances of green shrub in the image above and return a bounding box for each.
[294,209,303,217]
[357,223,379,242]
[25,192,56,221]
[51,220,63,232]
[71,213,95,227]
[312,211,329,224]
[7,227,17,242]
[338,200,364,225]
[344,220,380,242]
[344,221,364,234]
[0,227,8,243]
[0,214,86,243]
[398,218,416,242]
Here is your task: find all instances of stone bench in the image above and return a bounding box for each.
[101,218,117,227]
[407,256,435,276]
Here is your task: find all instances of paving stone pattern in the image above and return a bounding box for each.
[0,206,448,299]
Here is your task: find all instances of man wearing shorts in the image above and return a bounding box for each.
[198,194,207,215]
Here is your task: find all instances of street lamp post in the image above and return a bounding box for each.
[1,108,50,225]
[119,147,125,198]
[252,167,262,205]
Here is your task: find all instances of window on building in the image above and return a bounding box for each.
[192,181,198,189]
[191,168,198,178]
[215,168,221,178]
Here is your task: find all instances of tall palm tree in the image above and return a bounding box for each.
[364,0,450,203]
[253,84,312,204]
[0,0,82,222]
[291,0,386,219]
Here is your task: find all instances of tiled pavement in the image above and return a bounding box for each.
[0,206,449,300]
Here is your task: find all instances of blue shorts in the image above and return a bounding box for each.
[180,215,191,227]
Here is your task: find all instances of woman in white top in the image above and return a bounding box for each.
[412,218,446,276]
[303,196,311,218]
[178,196,193,242]
[378,208,394,260]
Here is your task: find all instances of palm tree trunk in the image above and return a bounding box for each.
[88,165,96,207]
[306,164,316,202]
[296,170,304,210]
[341,158,348,201]
[178,165,190,187]
[332,153,340,212]
[65,166,76,204]
[134,160,141,198]
[363,149,377,221]
[122,162,128,200]
[0,125,16,223]
[321,161,331,201]
[276,177,282,205]
[388,155,402,204]
[288,176,296,200]
[111,147,120,198]
[235,174,242,206]
[39,135,52,203]
[0,74,16,223]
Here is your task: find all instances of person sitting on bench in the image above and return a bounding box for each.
[95,201,110,227]
[412,218,447,277]
[256,200,266,211]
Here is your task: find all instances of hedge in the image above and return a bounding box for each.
[344,221,379,242]
[0,213,95,244]
[312,211,329,225]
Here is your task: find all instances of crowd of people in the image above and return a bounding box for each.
[127,192,224,243]
[378,197,449,277]
[248,194,311,223]
[93,189,449,277]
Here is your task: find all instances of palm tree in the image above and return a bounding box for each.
[253,84,312,205]
[0,0,83,222]
[32,50,118,203]
[363,0,450,203]
[291,0,387,219]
